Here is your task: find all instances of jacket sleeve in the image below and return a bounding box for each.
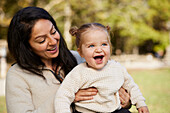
[5,68,54,113]
[121,66,147,108]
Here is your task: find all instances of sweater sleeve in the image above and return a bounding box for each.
[54,66,83,113]
[6,68,54,113]
[121,66,147,108]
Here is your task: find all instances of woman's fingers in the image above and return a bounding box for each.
[74,95,93,102]
[119,87,131,109]
[79,87,98,96]
[74,87,98,102]
[119,96,125,105]
[138,106,149,113]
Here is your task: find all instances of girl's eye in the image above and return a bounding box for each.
[89,45,94,48]
[102,43,107,46]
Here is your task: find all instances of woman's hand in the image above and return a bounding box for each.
[138,106,149,113]
[119,87,132,109]
[74,87,98,102]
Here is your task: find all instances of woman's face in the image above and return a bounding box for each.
[29,19,60,64]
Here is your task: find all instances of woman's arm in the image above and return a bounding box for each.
[74,87,98,102]
[6,68,54,113]
[75,87,132,109]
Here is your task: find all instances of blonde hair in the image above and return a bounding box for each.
[69,23,112,54]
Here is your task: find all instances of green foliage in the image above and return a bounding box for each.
[0,0,169,54]
[103,0,170,54]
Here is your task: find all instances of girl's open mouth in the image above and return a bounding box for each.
[94,55,104,64]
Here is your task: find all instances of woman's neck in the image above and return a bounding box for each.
[42,59,53,70]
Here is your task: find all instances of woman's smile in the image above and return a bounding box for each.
[47,45,58,54]
[29,19,60,63]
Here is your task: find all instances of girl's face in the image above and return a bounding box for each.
[78,29,111,70]
[29,19,60,65]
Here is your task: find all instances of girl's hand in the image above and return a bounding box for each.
[74,87,98,102]
[119,87,132,109]
[138,106,149,113]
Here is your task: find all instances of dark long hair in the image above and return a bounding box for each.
[7,6,77,77]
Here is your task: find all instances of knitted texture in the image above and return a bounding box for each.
[5,51,82,113]
[55,60,146,113]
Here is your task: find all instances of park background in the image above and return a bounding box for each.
[0,0,170,113]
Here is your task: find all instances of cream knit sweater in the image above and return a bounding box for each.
[55,60,146,113]
[5,51,82,113]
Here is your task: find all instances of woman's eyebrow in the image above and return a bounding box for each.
[35,34,46,40]
[50,25,54,32]
[35,24,54,39]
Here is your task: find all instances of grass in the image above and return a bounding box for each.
[0,68,170,113]
[128,68,170,113]
[0,96,6,113]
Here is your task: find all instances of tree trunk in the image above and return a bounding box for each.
[64,0,72,49]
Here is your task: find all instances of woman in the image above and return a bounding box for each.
[6,6,131,113]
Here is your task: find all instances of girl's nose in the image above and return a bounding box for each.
[95,47,102,53]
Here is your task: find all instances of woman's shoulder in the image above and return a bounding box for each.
[7,63,22,73]
[7,63,34,79]
[6,63,26,83]
[70,50,85,64]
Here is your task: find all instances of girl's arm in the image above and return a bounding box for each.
[72,50,132,109]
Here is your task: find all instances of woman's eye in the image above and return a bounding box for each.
[52,30,56,35]
[89,45,94,48]
[39,39,45,44]
[37,38,46,44]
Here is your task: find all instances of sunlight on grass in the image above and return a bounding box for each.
[0,96,6,113]
[128,68,170,113]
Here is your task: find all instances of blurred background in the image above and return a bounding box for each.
[0,0,170,113]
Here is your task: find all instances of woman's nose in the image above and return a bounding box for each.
[48,35,56,45]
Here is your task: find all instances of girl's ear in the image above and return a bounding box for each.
[77,48,83,58]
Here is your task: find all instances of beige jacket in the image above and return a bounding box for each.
[5,51,82,113]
